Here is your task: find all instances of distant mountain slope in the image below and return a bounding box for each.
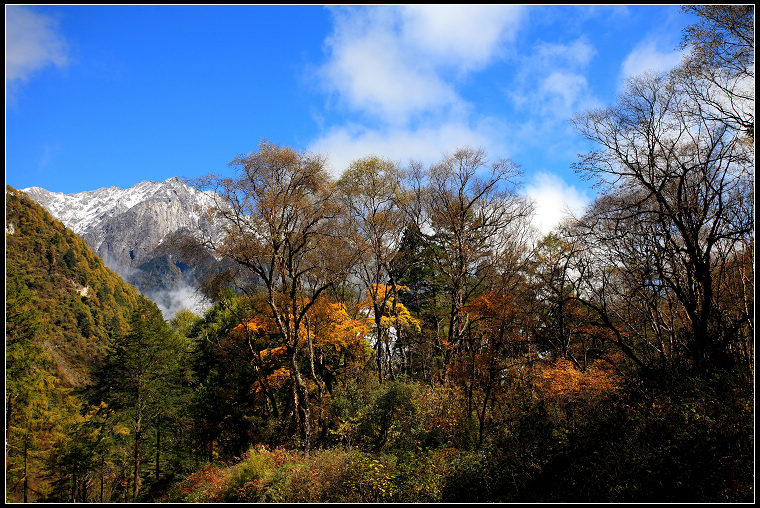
[22,177,220,317]
[6,185,147,387]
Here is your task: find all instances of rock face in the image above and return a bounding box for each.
[23,177,217,267]
[22,177,221,317]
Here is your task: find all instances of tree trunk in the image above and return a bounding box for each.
[133,429,141,502]
[306,316,326,447]
[155,424,161,482]
[375,309,385,383]
[100,453,105,503]
[23,432,28,503]
[478,381,492,449]
[385,335,395,381]
[286,341,311,454]
[133,373,143,502]
[390,282,402,381]
[6,399,12,478]
[306,315,324,400]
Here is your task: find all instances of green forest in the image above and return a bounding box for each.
[5,6,754,503]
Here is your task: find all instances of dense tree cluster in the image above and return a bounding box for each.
[5,187,145,501]
[6,6,753,503]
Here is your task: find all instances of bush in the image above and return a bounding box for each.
[329,378,425,452]
[169,368,753,503]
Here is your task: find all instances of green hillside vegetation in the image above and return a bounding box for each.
[6,186,177,501]
[6,186,143,386]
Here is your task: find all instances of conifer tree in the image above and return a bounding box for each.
[93,297,191,501]
[6,286,76,502]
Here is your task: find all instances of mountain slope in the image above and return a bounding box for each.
[6,185,147,386]
[22,176,217,267]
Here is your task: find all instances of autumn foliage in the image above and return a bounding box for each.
[5,6,753,502]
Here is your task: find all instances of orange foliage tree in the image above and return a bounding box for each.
[192,141,354,453]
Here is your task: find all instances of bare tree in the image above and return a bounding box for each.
[569,72,753,372]
[406,147,533,380]
[337,156,407,382]
[677,5,754,141]
[191,140,346,453]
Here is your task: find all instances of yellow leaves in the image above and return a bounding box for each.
[330,318,372,351]
[359,284,421,335]
[232,317,268,339]
[309,299,371,353]
[385,304,422,335]
[84,402,105,418]
[266,367,290,388]
[361,284,410,304]
[114,424,131,435]
[259,346,286,362]
[466,290,519,324]
[314,300,350,322]
[250,367,291,395]
[535,359,619,401]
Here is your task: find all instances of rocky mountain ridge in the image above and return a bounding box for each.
[22,177,218,266]
[22,177,220,317]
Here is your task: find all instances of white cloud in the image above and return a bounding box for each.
[400,5,523,71]
[620,39,685,82]
[319,5,524,125]
[321,23,459,125]
[6,6,69,95]
[312,5,526,177]
[309,121,501,179]
[538,71,594,118]
[534,38,596,69]
[507,37,599,123]
[524,171,590,235]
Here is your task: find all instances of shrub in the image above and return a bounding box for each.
[329,378,424,452]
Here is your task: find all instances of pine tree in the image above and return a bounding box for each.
[93,297,191,501]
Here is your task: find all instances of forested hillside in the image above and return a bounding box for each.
[6,185,148,500]
[5,5,754,504]
[6,186,144,385]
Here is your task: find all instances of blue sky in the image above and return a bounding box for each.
[6,5,696,234]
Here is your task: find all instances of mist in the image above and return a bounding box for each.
[99,252,212,321]
[146,282,212,321]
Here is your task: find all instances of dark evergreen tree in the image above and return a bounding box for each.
[92,297,192,501]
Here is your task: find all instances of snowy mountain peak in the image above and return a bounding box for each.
[21,177,220,271]
[21,177,216,239]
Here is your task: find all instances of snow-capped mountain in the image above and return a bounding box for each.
[23,177,218,264]
[22,177,222,318]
